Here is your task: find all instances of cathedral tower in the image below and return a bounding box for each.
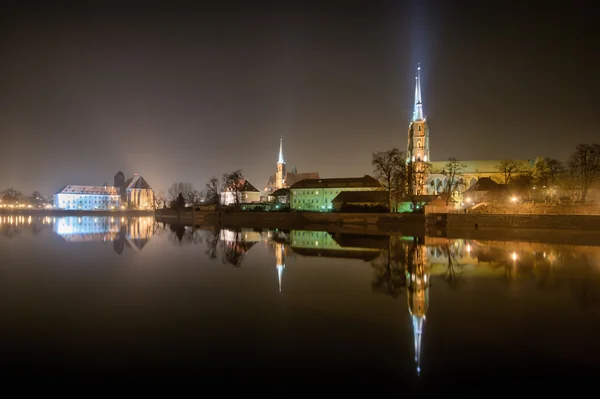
[406,64,430,194]
[407,64,429,163]
[275,137,286,189]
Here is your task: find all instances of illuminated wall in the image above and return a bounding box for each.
[126,188,154,210]
[291,186,381,212]
[54,193,121,210]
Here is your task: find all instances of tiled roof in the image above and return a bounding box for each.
[464,177,508,192]
[57,185,119,195]
[290,175,382,189]
[225,179,259,193]
[124,174,153,190]
[270,188,290,197]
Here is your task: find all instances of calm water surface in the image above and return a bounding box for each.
[1,215,599,392]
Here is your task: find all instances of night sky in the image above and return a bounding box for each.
[1,0,598,197]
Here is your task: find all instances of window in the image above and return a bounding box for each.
[418,125,422,131]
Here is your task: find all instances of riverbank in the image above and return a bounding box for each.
[442,213,600,231]
[155,209,426,234]
[0,209,155,216]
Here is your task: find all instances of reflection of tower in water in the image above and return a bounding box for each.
[406,239,429,376]
[275,242,286,292]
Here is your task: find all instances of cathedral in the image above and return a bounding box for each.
[406,65,535,203]
[265,138,320,194]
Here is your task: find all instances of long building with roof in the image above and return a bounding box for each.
[54,185,121,210]
[289,175,382,211]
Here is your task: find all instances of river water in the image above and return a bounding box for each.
[1,215,599,392]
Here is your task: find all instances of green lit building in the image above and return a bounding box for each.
[290,175,382,212]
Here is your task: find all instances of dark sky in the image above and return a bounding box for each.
[1,0,598,196]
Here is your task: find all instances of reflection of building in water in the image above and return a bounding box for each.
[290,230,383,261]
[406,239,429,376]
[54,216,120,242]
[53,216,155,252]
[275,242,286,292]
[218,229,263,266]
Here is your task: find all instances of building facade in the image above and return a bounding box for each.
[122,173,154,210]
[290,175,382,212]
[54,185,121,210]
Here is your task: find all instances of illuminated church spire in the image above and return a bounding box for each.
[413,64,424,121]
[278,137,285,164]
[275,138,286,189]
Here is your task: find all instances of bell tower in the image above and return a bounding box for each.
[275,137,286,189]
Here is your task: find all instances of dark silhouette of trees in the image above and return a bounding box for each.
[168,182,193,202]
[185,189,202,206]
[1,188,22,204]
[568,143,600,202]
[372,148,405,212]
[533,157,565,186]
[204,177,221,208]
[170,193,186,209]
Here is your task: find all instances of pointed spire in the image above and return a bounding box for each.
[278,137,285,164]
[413,64,424,121]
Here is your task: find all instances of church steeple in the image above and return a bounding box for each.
[278,137,285,164]
[413,64,424,121]
[275,138,286,189]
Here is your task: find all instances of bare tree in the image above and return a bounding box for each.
[372,148,404,211]
[185,189,202,206]
[168,182,193,202]
[495,160,520,184]
[440,158,466,205]
[533,157,565,186]
[568,143,600,202]
[1,188,22,204]
[30,191,44,208]
[154,192,168,209]
[407,161,431,209]
[205,177,221,207]
[222,170,244,211]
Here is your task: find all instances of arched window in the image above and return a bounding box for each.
[417,139,422,148]
[418,125,422,131]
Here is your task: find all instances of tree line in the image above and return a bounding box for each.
[1,188,48,207]
[163,169,247,211]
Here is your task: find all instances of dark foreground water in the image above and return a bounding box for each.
[1,215,599,393]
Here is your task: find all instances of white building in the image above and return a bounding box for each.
[220,179,261,206]
[54,185,121,210]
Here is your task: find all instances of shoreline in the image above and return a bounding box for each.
[0,209,155,216]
